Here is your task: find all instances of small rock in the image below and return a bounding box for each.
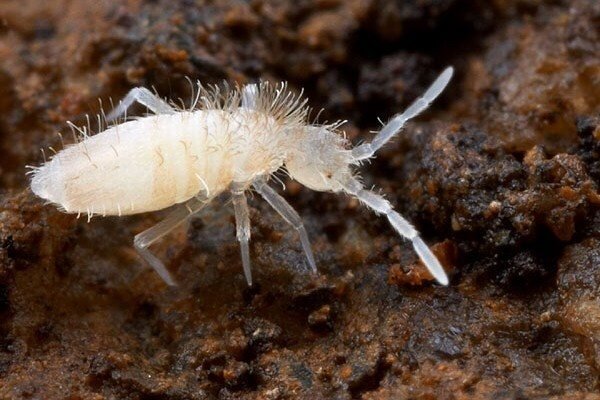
[307,304,333,331]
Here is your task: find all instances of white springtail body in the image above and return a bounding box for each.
[29,68,454,287]
[31,109,288,215]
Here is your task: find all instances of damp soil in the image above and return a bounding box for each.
[0,0,599,399]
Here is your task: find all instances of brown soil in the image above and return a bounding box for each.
[0,0,599,398]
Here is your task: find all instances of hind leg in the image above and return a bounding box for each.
[106,87,175,122]
[134,196,209,286]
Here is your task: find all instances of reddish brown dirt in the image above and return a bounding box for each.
[0,0,599,399]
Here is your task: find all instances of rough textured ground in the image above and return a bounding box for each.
[0,0,599,399]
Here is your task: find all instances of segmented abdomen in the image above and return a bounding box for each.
[30,110,271,216]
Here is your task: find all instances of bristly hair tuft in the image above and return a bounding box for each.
[185,81,310,128]
[253,81,309,127]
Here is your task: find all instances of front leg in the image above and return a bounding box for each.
[252,178,317,273]
[106,87,176,122]
[241,83,259,109]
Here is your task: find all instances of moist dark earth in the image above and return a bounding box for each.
[0,0,599,399]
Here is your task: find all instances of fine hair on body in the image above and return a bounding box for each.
[29,68,454,287]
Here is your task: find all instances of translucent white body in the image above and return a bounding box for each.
[29,69,454,287]
[31,110,284,216]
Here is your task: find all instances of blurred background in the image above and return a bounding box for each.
[0,1,598,398]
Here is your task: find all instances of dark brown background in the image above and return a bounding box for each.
[0,0,598,398]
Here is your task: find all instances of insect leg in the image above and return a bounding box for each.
[241,83,259,109]
[231,188,253,286]
[351,67,454,161]
[106,87,175,122]
[134,196,208,286]
[338,176,448,285]
[252,178,317,273]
